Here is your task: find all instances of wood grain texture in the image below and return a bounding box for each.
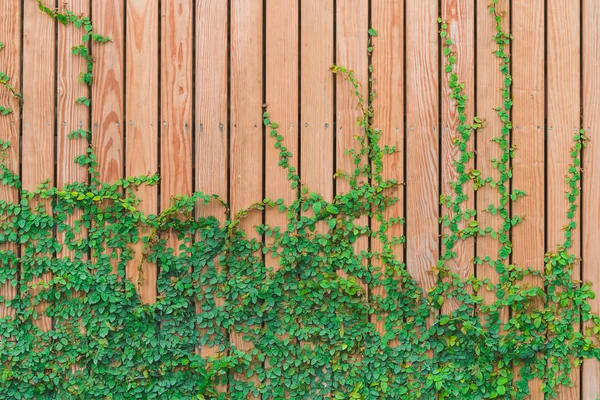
[92,0,124,185]
[440,0,474,315]
[370,0,404,339]
[582,1,599,399]
[405,0,439,324]
[161,0,193,212]
[511,0,544,397]
[336,0,368,295]
[265,0,298,267]
[475,0,509,325]
[0,0,21,322]
[229,0,263,394]
[125,0,159,304]
[195,0,228,388]
[301,0,334,204]
[22,0,56,333]
[547,1,581,398]
[57,0,88,189]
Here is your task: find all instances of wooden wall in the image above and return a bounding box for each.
[1,0,599,397]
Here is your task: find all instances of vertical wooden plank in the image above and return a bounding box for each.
[57,1,88,195]
[22,0,56,332]
[264,1,298,394]
[370,0,404,338]
[582,0,600,397]
[265,0,298,261]
[405,0,439,323]
[92,0,124,185]
[512,0,545,397]
[229,0,263,395]
[476,0,509,324]
[582,2,600,398]
[440,0,475,315]
[336,0,368,293]
[0,0,21,322]
[161,0,193,212]
[126,0,158,303]
[547,1,581,398]
[195,0,228,391]
[301,0,334,204]
[56,2,89,358]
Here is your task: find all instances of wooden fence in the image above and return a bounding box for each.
[1,0,599,398]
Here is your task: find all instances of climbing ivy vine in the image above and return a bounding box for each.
[0,1,598,399]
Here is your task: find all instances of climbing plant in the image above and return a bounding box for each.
[0,0,599,399]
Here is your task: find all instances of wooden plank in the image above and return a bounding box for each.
[405,0,439,326]
[22,0,56,333]
[511,0,544,397]
[547,1,581,398]
[582,2,600,398]
[92,0,124,185]
[475,0,509,325]
[0,0,21,322]
[263,1,299,394]
[161,0,193,212]
[195,0,228,391]
[336,0,368,294]
[229,0,263,395]
[265,0,298,267]
[301,0,334,204]
[125,0,158,304]
[440,0,475,315]
[369,0,404,338]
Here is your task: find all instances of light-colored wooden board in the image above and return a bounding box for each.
[301,0,334,204]
[369,0,404,339]
[160,0,193,212]
[0,0,21,322]
[475,0,509,325]
[92,0,124,185]
[265,0,298,270]
[195,0,228,391]
[582,1,599,399]
[22,0,56,333]
[547,1,581,398]
[440,0,475,315]
[405,0,439,326]
[125,0,159,304]
[511,0,545,397]
[336,0,368,295]
[263,1,299,393]
[229,0,263,394]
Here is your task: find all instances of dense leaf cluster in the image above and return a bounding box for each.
[0,1,598,399]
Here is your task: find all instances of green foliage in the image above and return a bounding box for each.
[0,1,598,399]
[0,70,22,115]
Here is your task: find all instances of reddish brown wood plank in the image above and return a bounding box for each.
[161,0,193,212]
[22,0,56,333]
[195,0,228,391]
[512,0,545,397]
[336,0,368,295]
[301,0,334,205]
[265,0,298,267]
[229,0,263,395]
[0,0,21,322]
[405,0,439,326]
[370,0,404,339]
[547,1,581,398]
[582,2,600,398]
[92,0,124,185]
[57,1,88,190]
[475,0,510,325]
[440,0,475,315]
[125,0,159,304]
